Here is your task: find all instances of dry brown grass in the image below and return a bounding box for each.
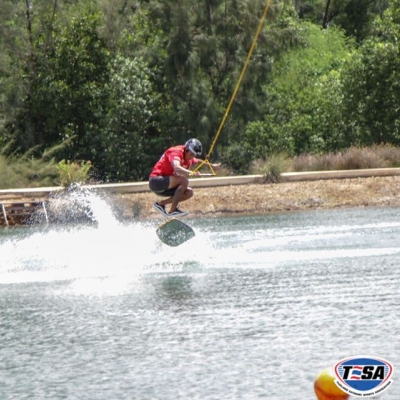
[290,144,400,172]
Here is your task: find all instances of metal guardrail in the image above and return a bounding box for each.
[0,201,48,227]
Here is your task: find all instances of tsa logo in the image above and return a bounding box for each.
[333,356,394,397]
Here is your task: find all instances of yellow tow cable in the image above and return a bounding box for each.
[194,0,273,175]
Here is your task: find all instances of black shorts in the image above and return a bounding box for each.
[149,176,178,197]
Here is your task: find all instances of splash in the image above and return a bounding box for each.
[0,187,214,285]
[44,184,120,228]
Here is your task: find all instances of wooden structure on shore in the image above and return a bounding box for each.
[0,201,48,227]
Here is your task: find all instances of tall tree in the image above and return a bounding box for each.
[245,22,355,157]
[341,0,400,145]
[296,0,389,41]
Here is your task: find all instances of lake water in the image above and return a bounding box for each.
[0,192,399,400]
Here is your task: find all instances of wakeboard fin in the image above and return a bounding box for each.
[156,218,195,247]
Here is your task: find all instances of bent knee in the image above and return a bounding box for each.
[172,175,189,186]
[179,176,189,185]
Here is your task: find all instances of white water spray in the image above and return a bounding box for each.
[0,187,213,285]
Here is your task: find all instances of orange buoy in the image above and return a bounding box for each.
[314,368,349,400]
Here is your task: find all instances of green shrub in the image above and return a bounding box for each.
[0,154,58,189]
[57,160,92,187]
[219,143,255,175]
[250,153,290,183]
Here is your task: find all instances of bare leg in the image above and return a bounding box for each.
[158,189,193,206]
[169,187,193,213]
[157,175,193,213]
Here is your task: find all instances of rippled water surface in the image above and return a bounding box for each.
[1,195,399,399]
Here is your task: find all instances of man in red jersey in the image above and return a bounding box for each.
[149,138,220,217]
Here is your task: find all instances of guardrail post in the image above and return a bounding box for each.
[1,203,9,227]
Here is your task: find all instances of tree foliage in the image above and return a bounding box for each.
[0,0,398,183]
[246,22,355,157]
[340,0,400,145]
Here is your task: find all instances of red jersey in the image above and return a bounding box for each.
[149,145,198,177]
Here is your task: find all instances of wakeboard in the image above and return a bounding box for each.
[156,218,195,247]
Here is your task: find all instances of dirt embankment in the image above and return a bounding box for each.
[115,175,400,220]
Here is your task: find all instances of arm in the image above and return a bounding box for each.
[188,159,221,176]
[197,158,221,176]
[196,159,221,171]
[171,160,201,177]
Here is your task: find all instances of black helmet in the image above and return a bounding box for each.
[185,138,202,157]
